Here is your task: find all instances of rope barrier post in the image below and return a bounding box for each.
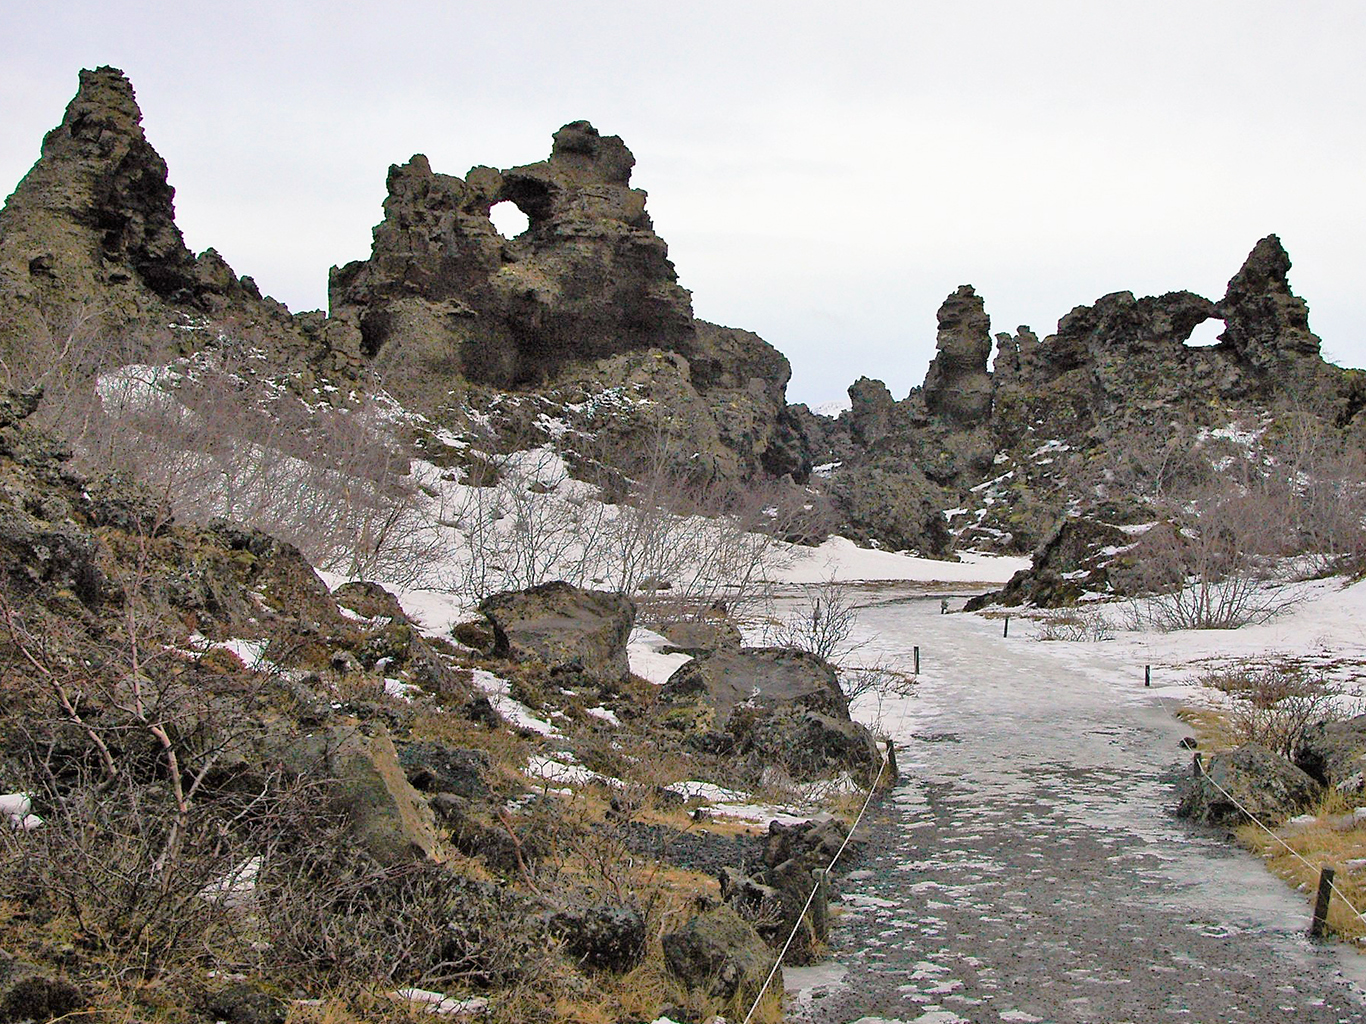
[811,868,830,942]
[1193,756,1366,934]
[913,645,920,675]
[1192,752,1202,779]
[1003,615,1010,638]
[1145,664,1151,687]
[1311,866,1337,938]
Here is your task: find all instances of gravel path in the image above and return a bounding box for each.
[787,592,1366,1024]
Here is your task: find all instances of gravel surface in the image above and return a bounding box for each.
[786,592,1366,1024]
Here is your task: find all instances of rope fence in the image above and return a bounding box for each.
[1193,754,1366,932]
[739,745,892,1024]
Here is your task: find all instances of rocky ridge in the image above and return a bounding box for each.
[807,235,1366,576]
[0,68,805,490]
[4,66,1364,595]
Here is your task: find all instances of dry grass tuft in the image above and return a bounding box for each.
[1236,795,1366,949]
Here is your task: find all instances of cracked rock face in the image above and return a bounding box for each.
[328,120,695,391]
[922,284,993,428]
[1217,233,1322,371]
[0,67,306,372]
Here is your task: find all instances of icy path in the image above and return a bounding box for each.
[789,591,1366,1024]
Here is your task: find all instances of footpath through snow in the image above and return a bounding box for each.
[786,585,1366,1023]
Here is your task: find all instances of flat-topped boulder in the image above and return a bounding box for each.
[479,582,635,685]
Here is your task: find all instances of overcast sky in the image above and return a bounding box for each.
[3,1,1362,406]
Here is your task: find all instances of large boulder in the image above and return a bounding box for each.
[480,582,635,685]
[547,900,647,973]
[1294,715,1366,792]
[0,954,83,1024]
[661,648,884,784]
[275,724,439,865]
[1179,743,1323,827]
[717,817,859,964]
[662,647,849,722]
[661,904,778,1008]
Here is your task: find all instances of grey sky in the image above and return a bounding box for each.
[3,1,1362,406]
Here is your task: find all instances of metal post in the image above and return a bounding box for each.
[1311,866,1336,938]
[1003,615,1010,638]
[913,645,920,675]
[1145,664,1151,687]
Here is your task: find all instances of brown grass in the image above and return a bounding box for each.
[1236,791,1366,948]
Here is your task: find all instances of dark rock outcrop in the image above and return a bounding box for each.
[0,954,84,1024]
[1179,744,1322,827]
[923,285,993,428]
[661,647,884,784]
[1294,715,1366,792]
[327,122,692,391]
[661,904,778,1007]
[480,582,635,685]
[547,900,647,972]
[328,121,804,482]
[1218,234,1322,372]
[0,68,309,374]
[821,232,1365,575]
[717,817,859,964]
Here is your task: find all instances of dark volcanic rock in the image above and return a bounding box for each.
[548,900,647,972]
[661,647,884,784]
[1179,743,1322,827]
[0,68,309,375]
[829,463,951,556]
[0,955,83,1024]
[480,582,635,685]
[661,904,778,1006]
[1217,233,1323,372]
[1294,715,1366,792]
[327,123,804,483]
[848,376,896,446]
[329,122,693,392]
[662,647,850,722]
[923,285,993,428]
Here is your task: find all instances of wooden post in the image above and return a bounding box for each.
[1145,665,1151,687]
[1003,616,1010,638]
[1310,866,1336,937]
[810,868,830,942]
[1192,752,1202,779]
[913,646,920,675]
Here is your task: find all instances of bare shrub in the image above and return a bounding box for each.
[761,581,916,704]
[35,328,442,586]
[1034,609,1115,642]
[1201,660,1348,758]
[440,426,814,620]
[1128,479,1297,630]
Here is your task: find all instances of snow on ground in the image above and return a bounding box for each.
[663,779,822,827]
[627,627,692,683]
[1011,576,1366,700]
[774,536,1028,586]
[1,792,42,830]
[469,668,557,736]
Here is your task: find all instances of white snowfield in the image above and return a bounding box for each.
[1013,575,1366,701]
[774,536,1028,586]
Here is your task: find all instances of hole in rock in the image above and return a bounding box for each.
[1184,318,1224,348]
[489,201,530,239]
